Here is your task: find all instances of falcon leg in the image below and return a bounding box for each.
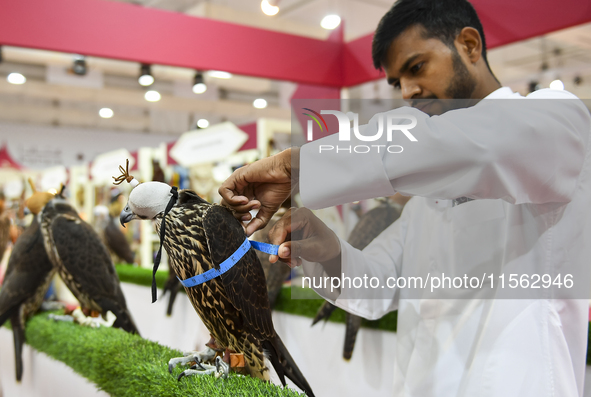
[168,346,217,374]
[176,357,229,381]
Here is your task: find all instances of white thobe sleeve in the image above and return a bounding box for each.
[301,198,413,320]
[300,89,590,209]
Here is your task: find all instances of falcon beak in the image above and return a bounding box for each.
[119,205,136,227]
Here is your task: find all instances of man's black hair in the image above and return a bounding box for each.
[372,0,490,71]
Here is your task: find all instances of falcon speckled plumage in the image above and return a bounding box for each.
[163,206,292,317]
[40,197,139,334]
[312,199,401,360]
[0,187,56,381]
[116,162,314,396]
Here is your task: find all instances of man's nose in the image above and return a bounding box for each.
[400,80,421,100]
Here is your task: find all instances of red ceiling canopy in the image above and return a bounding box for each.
[0,0,589,88]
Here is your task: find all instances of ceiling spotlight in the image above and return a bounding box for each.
[72,55,87,76]
[321,14,341,30]
[197,118,209,129]
[7,72,26,85]
[261,0,279,16]
[192,72,207,94]
[139,64,154,86]
[207,70,232,79]
[144,90,161,102]
[253,98,268,109]
[549,79,564,90]
[99,108,114,118]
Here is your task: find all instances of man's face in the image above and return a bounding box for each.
[384,24,477,116]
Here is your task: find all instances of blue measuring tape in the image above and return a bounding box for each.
[178,238,280,288]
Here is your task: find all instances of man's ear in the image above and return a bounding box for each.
[456,27,482,64]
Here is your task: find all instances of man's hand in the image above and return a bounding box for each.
[267,208,341,272]
[220,148,298,236]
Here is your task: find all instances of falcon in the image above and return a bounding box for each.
[312,199,401,360]
[116,164,314,396]
[0,197,11,264]
[0,186,56,381]
[40,196,139,334]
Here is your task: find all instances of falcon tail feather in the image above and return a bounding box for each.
[311,300,337,326]
[267,335,315,397]
[11,312,25,382]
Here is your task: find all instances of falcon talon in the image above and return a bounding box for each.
[193,357,208,371]
[215,356,230,379]
[177,368,216,381]
[168,347,216,373]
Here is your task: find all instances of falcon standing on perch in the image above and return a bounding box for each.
[115,161,314,396]
[0,182,56,381]
[40,190,139,334]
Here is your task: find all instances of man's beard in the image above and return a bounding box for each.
[418,50,478,116]
[445,50,477,100]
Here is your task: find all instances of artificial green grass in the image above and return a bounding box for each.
[115,264,170,290]
[25,311,304,397]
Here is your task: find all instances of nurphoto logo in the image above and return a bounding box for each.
[303,108,418,154]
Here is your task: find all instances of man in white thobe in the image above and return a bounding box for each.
[220,0,591,395]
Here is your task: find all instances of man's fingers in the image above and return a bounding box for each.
[245,218,265,237]
[267,214,290,246]
[218,165,250,203]
[245,207,275,236]
[275,242,301,268]
[219,194,249,206]
[223,199,260,215]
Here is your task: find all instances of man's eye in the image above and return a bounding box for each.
[411,62,423,74]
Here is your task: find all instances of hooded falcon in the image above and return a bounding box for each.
[0,186,56,381]
[40,196,139,334]
[116,163,314,396]
[312,199,401,360]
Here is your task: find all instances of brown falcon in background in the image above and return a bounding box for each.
[0,187,56,381]
[119,174,314,396]
[40,196,139,334]
[104,195,136,264]
[312,198,402,360]
[251,201,292,309]
[0,198,10,264]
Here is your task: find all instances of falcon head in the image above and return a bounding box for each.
[25,191,55,215]
[119,182,176,226]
